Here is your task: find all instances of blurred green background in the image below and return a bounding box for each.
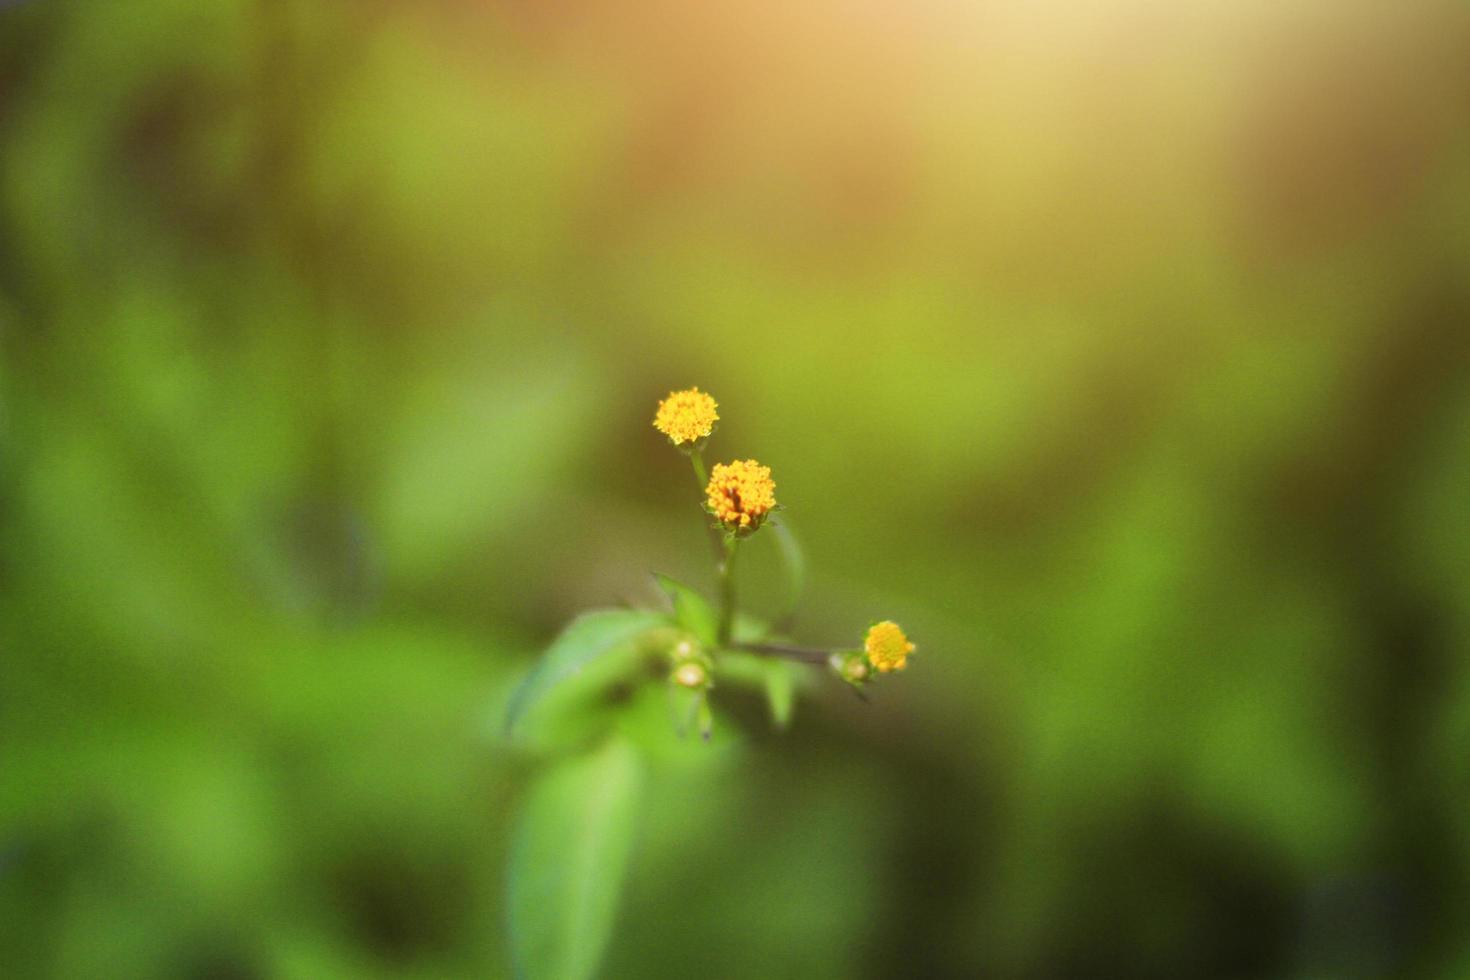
[4,0,1470,976]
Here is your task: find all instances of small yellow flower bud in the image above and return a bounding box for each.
[864,621,915,673]
[829,651,870,683]
[672,662,708,689]
[705,459,776,535]
[672,638,697,661]
[653,387,719,446]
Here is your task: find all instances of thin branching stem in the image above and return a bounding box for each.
[688,447,709,489]
[718,535,738,645]
[730,641,833,665]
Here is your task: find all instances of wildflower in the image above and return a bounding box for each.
[705,459,776,534]
[864,621,915,673]
[653,387,719,446]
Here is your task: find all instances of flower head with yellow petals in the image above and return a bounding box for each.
[653,387,719,447]
[705,459,776,535]
[864,621,915,673]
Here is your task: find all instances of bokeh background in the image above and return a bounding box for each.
[5,0,1470,976]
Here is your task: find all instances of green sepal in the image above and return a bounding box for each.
[696,696,714,742]
[616,682,740,760]
[674,426,715,456]
[667,683,706,739]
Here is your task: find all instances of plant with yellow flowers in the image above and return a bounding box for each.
[503,387,917,980]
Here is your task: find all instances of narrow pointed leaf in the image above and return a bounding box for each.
[764,658,797,730]
[772,519,806,627]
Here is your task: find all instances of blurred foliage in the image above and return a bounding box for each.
[4,0,1470,977]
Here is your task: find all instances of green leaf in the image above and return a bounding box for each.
[731,612,772,644]
[508,736,643,980]
[653,573,718,648]
[772,519,806,627]
[505,609,669,736]
[764,658,797,730]
[716,651,808,730]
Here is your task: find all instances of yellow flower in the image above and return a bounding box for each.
[865,621,915,673]
[653,387,719,446]
[705,459,776,533]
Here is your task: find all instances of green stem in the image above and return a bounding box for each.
[718,535,739,645]
[731,641,834,665]
[688,447,708,490]
[689,447,723,563]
